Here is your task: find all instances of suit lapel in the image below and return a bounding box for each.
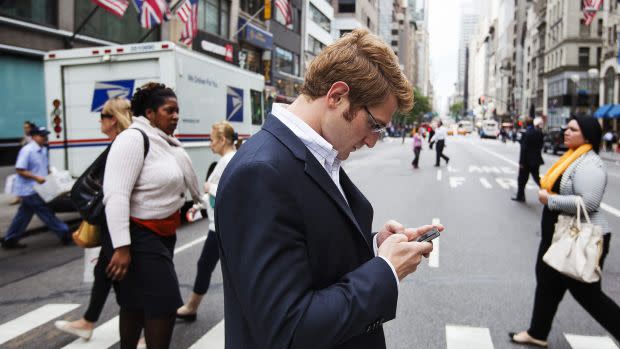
[339,169,373,245]
[262,115,372,253]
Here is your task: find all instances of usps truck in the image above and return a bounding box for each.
[43,41,265,183]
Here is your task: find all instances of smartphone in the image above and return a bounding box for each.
[416,227,440,242]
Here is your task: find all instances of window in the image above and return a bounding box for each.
[199,0,230,37]
[275,46,300,76]
[580,19,590,36]
[578,47,590,67]
[250,89,263,125]
[74,1,158,43]
[340,29,351,37]
[240,0,262,15]
[0,0,57,27]
[338,0,355,13]
[598,19,603,37]
[309,3,330,32]
[391,29,398,35]
[367,17,371,28]
[308,35,325,56]
[391,40,398,46]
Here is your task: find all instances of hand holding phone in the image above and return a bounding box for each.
[416,227,440,242]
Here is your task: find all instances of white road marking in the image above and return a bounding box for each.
[601,203,620,219]
[564,333,619,349]
[445,325,494,349]
[437,169,443,181]
[188,320,225,349]
[480,177,493,189]
[500,166,516,174]
[0,304,80,345]
[447,165,460,172]
[428,218,440,268]
[476,143,620,219]
[174,235,208,254]
[62,316,119,349]
[449,177,466,188]
[495,178,518,190]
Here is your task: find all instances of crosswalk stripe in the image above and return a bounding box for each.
[445,325,494,349]
[564,333,619,349]
[188,320,225,349]
[0,304,80,345]
[62,316,119,349]
[429,218,440,268]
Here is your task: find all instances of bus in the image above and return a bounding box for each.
[479,120,500,139]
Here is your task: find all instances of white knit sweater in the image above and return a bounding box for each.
[103,117,203,248]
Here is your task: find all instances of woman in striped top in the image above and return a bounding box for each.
[510,116,620,347]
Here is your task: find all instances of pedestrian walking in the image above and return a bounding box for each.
[215,28,442,349]
[103,82,204,349]
[411,127,423,169]
[603,130,613,152]
[176,121,239,322]
[54,97,147,347]
[511,117,544,202]
[430,120,450,167]
[1,126,71,249]
[510,116,620,347]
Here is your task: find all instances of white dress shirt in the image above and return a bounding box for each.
[271,103,399,287]
[430,125,448,142]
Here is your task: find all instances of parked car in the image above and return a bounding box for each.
[543,128,568,155]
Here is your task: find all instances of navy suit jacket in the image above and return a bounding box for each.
[215,115,398,349]
[519,126,544,167]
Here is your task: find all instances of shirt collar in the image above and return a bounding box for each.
[271,103,340,167]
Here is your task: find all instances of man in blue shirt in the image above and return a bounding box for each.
[1,127,70,249]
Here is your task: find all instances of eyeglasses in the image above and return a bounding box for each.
[364,106,386,134]
[100,113,114,119]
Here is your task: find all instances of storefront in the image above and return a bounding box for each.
[237,18,273,84]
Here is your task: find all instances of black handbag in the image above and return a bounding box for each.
[70,128,149,225]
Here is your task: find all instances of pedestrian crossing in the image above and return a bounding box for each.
[0,303,617,348]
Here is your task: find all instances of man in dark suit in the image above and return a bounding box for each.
[512,117,544,202]
[215,29,443,349]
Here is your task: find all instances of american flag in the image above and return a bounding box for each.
[583,0,603,26]
[275,0,292,26]
[92,0,129,18]
[132,0,171,29]
[177,0,198,45]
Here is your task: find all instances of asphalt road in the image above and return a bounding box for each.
[0,135,619,349]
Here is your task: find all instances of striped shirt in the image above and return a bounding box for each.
[547,150,610,233]
[271,103,346,201]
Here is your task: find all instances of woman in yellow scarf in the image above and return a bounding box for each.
[510,116,620,347]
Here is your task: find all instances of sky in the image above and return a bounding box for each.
[428,0,470,114]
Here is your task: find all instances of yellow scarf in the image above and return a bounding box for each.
[540,144,592,193]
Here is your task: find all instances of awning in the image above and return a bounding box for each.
[607,104,620,118]
[593,104,613,118]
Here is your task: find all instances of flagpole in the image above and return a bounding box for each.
[66,6,100,48]
[137,0,186,43]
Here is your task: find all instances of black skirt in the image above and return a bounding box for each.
[102,222,182,319]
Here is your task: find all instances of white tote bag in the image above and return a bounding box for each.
[543,197,603,283]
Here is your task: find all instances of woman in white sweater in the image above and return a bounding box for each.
[103,83,203,349]
[177,121,239,321]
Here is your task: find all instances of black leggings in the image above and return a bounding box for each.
[528,226,619,340]
[119,309,175,349]
[193,230,220,295]
[84,249,112,322]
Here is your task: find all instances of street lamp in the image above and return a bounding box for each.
[588,68,599,116]
[570,74,581,117]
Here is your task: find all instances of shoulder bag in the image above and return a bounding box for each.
[542,196,604,283]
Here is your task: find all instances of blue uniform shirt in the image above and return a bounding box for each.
[13,141,48,196]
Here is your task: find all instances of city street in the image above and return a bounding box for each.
[1,134,619,349]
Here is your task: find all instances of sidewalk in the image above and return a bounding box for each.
[0,166,80,237]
